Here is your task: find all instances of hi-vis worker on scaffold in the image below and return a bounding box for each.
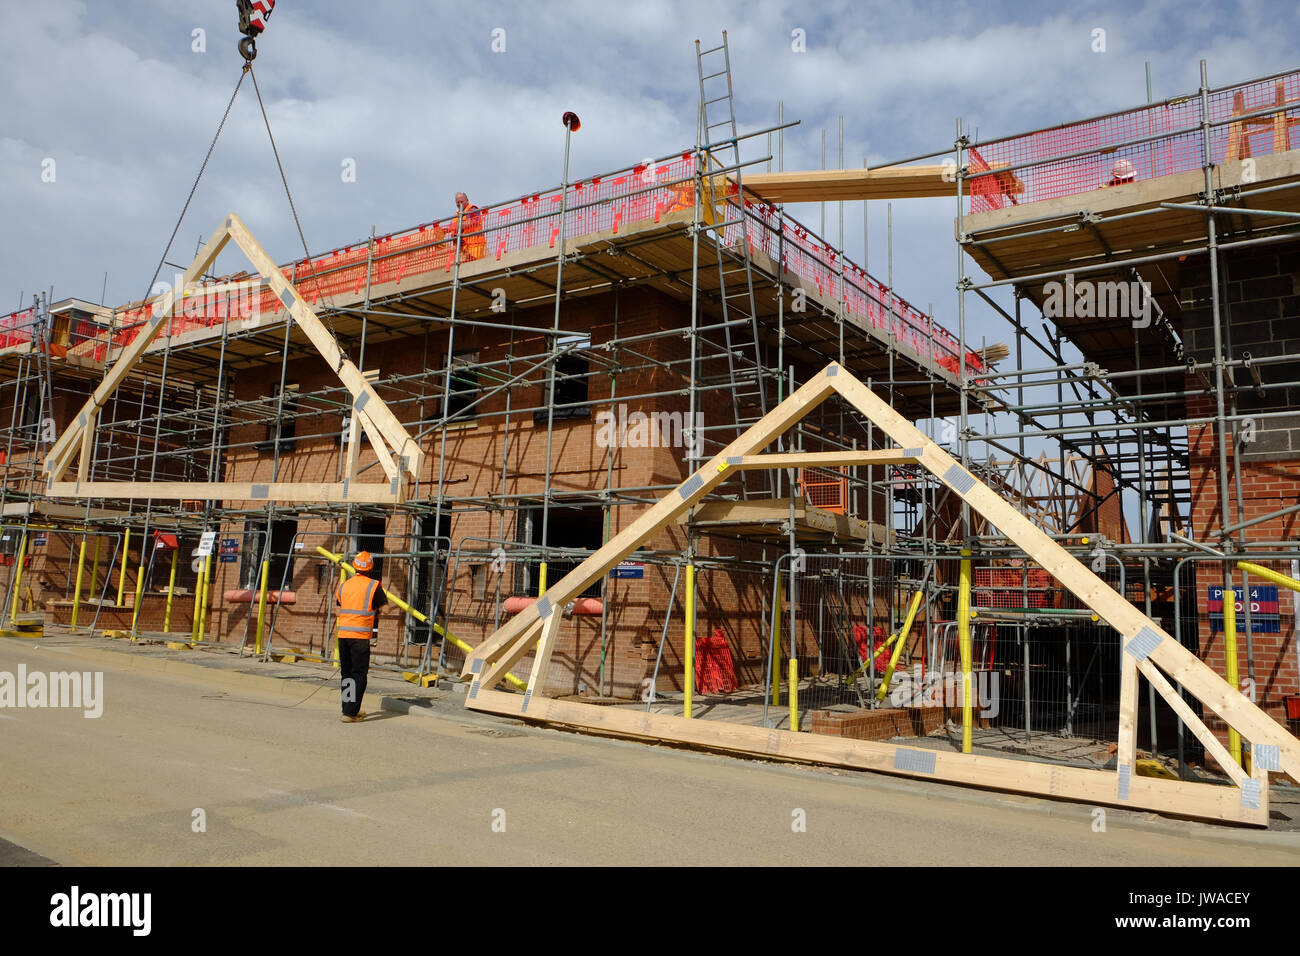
[335,551,387,723]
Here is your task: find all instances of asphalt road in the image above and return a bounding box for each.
[2,636,1299,867]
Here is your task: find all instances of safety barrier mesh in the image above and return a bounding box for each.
[0,308,37,349]
[62,152,983,377]
[800,467,848,513]
[968,70,1300,213]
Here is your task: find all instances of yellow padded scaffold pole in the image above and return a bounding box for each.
[877,590,925,702]
[959,552,974,754]
[1223,589,1243,767]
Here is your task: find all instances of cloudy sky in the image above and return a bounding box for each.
[3,0,1295,358]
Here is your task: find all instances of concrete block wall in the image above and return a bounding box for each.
[1180,240,1300,460]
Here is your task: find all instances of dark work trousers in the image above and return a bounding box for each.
[338,637,371,717]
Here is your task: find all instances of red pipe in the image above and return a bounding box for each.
[503,595,602,616]
[222,589,296,605]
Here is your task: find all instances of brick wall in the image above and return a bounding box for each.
[11,280,911,697]
[1180,239,1300,741]
[191,285,873,697]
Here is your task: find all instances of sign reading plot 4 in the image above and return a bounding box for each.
[1208,585,1280,634]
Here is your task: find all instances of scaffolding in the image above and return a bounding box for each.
[4,45,1300,810]
[4,36,982,658]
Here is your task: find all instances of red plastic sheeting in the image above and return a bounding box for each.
[222,589,296,605]
[853,623,889,674]
[694,627,737,695]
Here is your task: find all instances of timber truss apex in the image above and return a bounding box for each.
[41,213,424,505]
[463,362,1298,826]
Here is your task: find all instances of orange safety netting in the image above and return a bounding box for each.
[973,567,1057,609]
[801,466,848,514]
[968,70,1300,213]
[62,151,983,377]
[0,308,37,349]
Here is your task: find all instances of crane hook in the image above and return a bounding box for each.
[236,0,274,62]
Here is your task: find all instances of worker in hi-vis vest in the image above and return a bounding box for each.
[451,192,486,261]
[335,551,387,722]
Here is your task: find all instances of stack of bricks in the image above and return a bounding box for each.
[909,704,946,736]
[811,707,914,741]
[47,593,197,633]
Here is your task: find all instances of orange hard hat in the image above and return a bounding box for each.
[352,551,374,572]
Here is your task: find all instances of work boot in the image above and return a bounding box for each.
[340,711,367,723]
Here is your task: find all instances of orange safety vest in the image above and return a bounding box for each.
[451,206,486,260]
[335,574,380,639]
